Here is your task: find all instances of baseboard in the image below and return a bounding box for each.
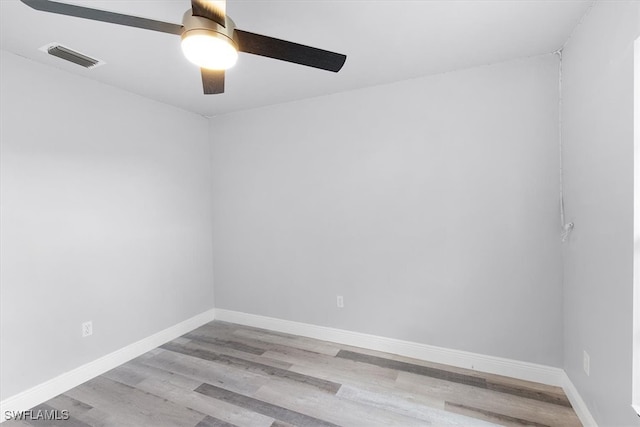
[214,308,564,385]
[0,308,215,423]
[214,308,598,426]
[562,374,599,426]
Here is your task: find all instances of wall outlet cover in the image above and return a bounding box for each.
[582,350,590,376]
[82,321,93,338]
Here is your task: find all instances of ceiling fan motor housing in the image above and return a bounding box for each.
[181,10,237,50]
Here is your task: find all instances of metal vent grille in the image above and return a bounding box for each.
[39,43,104,69]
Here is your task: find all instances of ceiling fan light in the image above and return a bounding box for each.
[181,30,238,70]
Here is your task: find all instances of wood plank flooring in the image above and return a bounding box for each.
[4,321,582,426]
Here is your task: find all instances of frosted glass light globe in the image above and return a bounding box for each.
[181,32,238,70]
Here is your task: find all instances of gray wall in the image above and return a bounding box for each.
[0,51,215,400]
[210,55,563,367]
[561,1,640,425]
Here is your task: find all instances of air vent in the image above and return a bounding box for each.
[39,43,105,69]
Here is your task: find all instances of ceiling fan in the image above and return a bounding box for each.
[19,0,347,94]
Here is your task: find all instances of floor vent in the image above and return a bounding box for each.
[39,43,105,69]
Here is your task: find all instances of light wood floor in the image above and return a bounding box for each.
[6,321,582,426]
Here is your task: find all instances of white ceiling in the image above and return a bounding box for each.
[1,0,592,117]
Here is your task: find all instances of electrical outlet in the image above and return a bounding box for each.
[82,321,93,338]
[336,295,344,308]
[583,350,590,376]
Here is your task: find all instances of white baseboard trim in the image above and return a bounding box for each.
[562,374,599,427]
[0,309,215,423]
[214,308,598,426]
[214,309,564,385]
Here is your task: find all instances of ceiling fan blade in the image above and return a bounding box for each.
[191,0,226,27]
[234,29,346,72]
[19,0,183,35]
[201,69,225,94]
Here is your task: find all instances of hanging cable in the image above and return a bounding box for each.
[557,49,574,243]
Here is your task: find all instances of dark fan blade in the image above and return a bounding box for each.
[191,0,226,27]
[235,29,346,72]
[20,0,183,35]
[201,69,224,94]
